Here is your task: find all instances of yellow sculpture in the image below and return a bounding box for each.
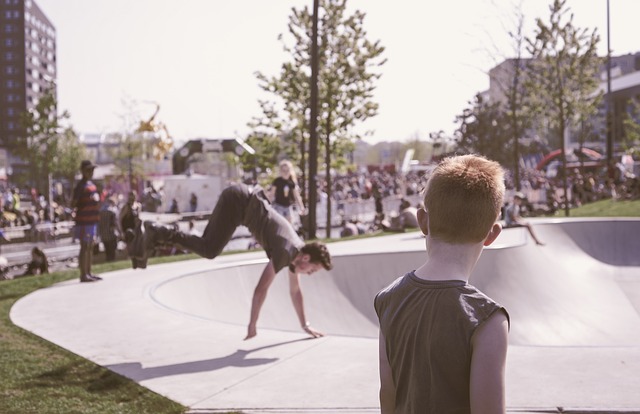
[136,102,173,160]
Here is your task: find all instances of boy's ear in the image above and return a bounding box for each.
[483,222,502,246]
[417,207,429,235]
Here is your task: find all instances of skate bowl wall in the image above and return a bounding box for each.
[150,218,640,346]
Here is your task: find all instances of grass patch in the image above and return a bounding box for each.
[0,265,188,414]
[565,198,640,217]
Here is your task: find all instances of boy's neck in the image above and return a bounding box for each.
[413,238,484,282]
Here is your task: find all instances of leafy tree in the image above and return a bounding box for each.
[52,127,88,194]
[248,0,385,235]
[402,133,430,164]
[622,97,640,158]
[454,94,512,166]
[107,131,145,191]
[17,85,68,195]
[524,0,602,215]
[502,6,531,190]
[107,98,156,192]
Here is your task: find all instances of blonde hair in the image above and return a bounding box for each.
[279,160,298,185]
[423,154,505,244]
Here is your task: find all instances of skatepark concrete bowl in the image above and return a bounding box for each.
[151,218,640,347]
[10,218,640,413]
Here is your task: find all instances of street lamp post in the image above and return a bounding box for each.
[307,0,320,240]
[606,0,613,166]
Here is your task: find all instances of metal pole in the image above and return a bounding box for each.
[606,0,613,166]
[307,0,320,240]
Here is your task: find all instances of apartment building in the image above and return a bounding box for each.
[0,0,56,180]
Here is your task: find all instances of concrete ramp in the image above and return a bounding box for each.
[152,219,640,346]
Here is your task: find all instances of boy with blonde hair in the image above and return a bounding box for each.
[375,154,510,413]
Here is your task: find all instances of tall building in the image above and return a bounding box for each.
[486,52,640,151]
[0,0,56,180]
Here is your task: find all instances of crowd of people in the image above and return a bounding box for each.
[0,155,636,281]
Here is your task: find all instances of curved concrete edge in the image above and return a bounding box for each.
[9,221,640,412]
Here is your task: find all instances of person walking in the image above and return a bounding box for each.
[128,183,332,340]
[71,160,102,282]
[375,155,510,413]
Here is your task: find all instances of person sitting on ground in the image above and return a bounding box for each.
[127,183,333,340]
[504,192,545,246]
[398,198,419,229]
[340,218,359,238]
[22,247,49,276]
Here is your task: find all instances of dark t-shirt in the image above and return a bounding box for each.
[272,176,297,207]
[374,272,509,413]
[242,186,304,273]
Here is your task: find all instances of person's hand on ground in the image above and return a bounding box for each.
[303,324,324,338]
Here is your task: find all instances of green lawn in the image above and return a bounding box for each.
[1,200,638,413]
[562,197,640,217]
[0,259,191,414]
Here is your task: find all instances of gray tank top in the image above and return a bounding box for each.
[374,271,509,413]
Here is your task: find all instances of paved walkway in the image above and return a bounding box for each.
[10,218,640,413]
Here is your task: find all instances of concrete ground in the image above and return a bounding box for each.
[10,218,640,413]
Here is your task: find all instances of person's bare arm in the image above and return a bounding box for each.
[244,260,278,340]
[293,186,306,213]
[288,269,323,338]
[469,310,509,414]
[379,331,396,413]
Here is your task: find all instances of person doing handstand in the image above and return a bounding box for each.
[129,183,332,340]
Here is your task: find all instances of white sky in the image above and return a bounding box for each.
[35,0,640,146]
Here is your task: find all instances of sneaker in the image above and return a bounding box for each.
[80,275,98,283]
[89,274,102,281]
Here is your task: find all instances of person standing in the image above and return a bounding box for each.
[119,190,144,269]
[375,155,510,413]
[71,160,102,282]
[98,198,119,262]
[189,192,198,213]
[269,160,305,224]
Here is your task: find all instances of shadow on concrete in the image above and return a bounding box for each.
[106,338,311,381]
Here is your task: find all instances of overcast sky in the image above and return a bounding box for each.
[35,0,640,145]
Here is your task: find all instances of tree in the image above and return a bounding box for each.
[108,98,157,193]
[17,85,68,195]
[52,127,88,195]
[454,94,512,166]
[621,97,640,158]
[248,0,385,236]
[524,0,602,216]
